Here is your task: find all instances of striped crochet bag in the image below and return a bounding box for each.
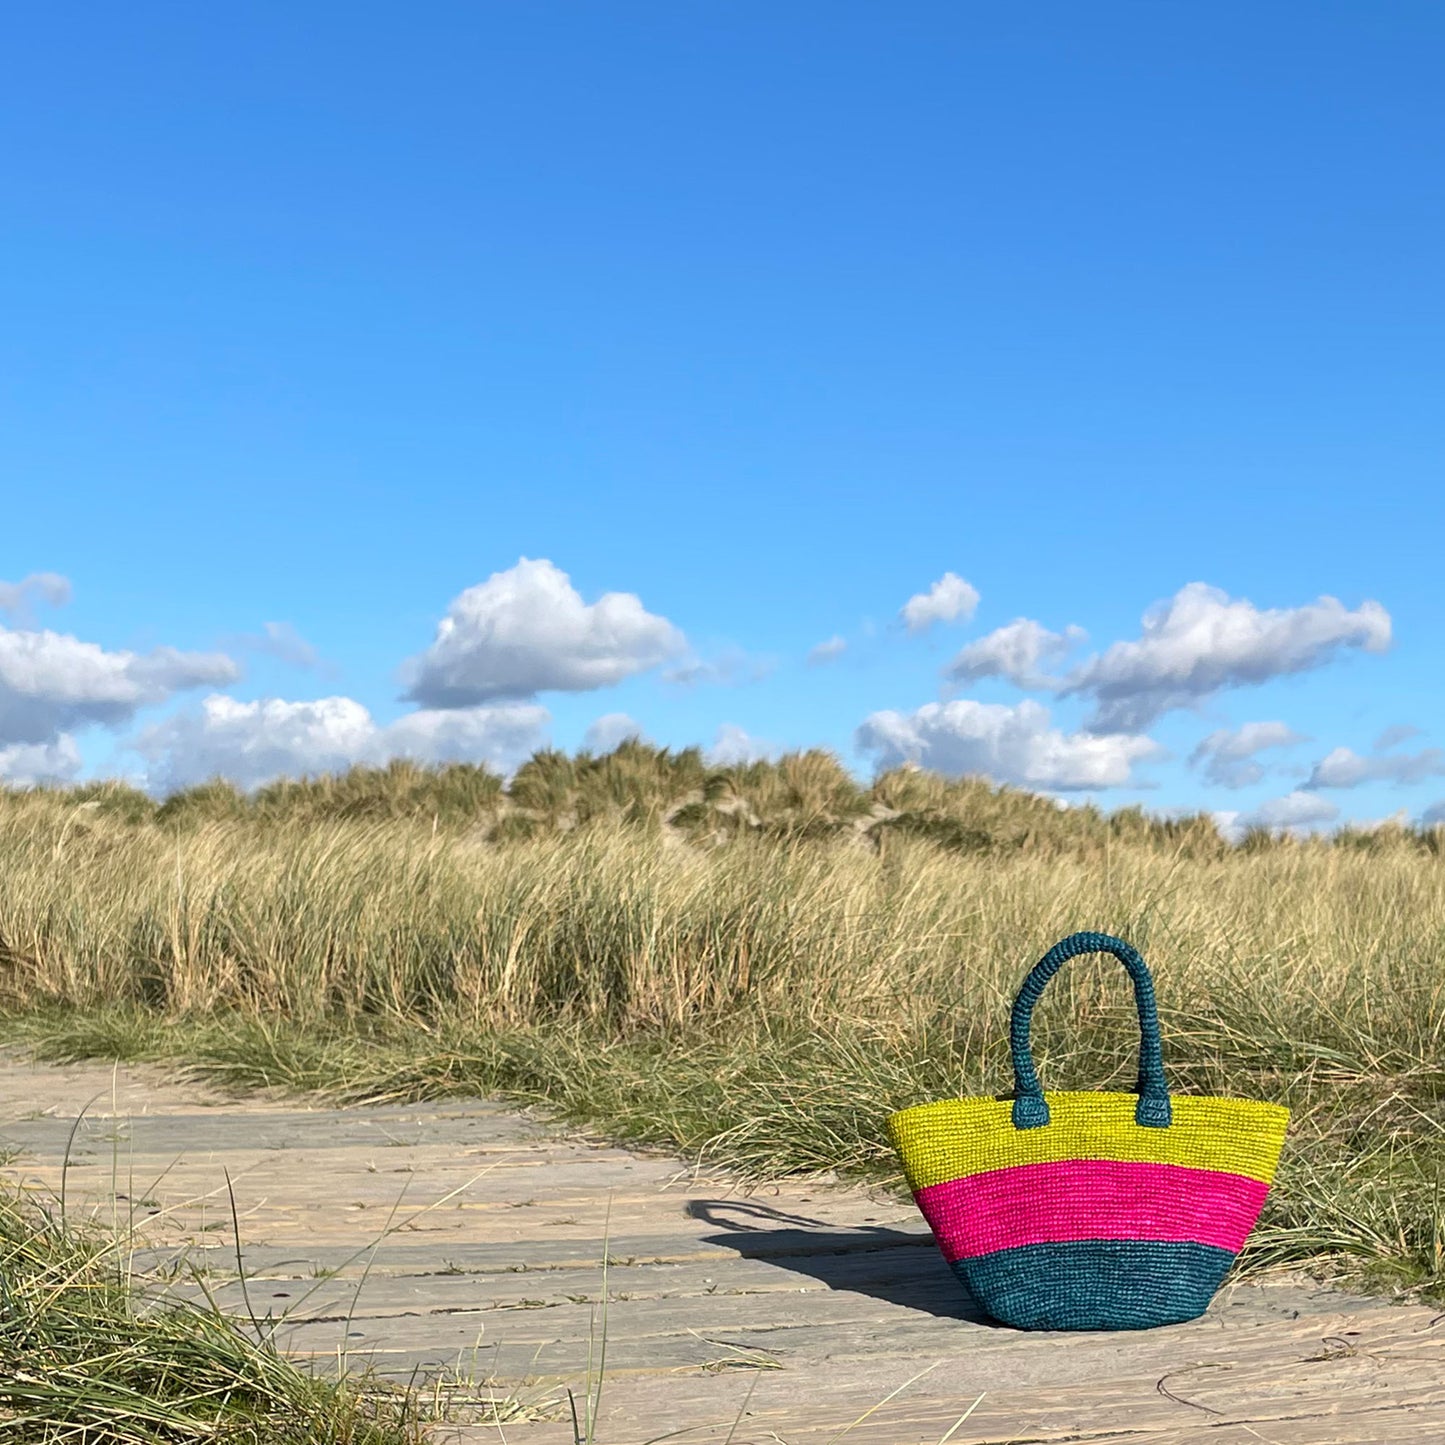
[887,931,1289,1331]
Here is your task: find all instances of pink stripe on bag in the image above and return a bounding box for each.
[914,1158,1270,1261]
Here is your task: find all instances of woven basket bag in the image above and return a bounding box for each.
[887,931,1290,1331]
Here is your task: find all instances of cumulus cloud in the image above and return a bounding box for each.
[583,712,646,753]
[1214,791,1341,841]
[1210,809,1243,841]
[1058,583,1391,733]
[946,619,1087,690]
[383,704,551,769]
[0,735,83,787]
[854,698,1164,791]
[900,573,980,634]
[706,723,780,766]
[1250,792,1341,828]
[131,694,550,795]
[0,572,72,621]
[1188,721,1308,788]
[402,558,686,707]
[0,626,241,746]
[1304,744,1445,790]
[1346,808,1412,832]
[807,635,847,666]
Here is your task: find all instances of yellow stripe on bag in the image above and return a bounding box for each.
[888,1092,1289,1191]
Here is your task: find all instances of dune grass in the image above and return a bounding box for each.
[1,748,1444,1438]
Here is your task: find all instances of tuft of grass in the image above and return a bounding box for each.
[0,1094,564,1443]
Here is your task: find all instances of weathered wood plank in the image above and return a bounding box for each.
[424,1334,1445,1445]
[262,1292,1444,1383]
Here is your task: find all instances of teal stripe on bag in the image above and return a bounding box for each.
[953,1240,1234,1331]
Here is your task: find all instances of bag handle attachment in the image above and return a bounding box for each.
[1009,931,1172,1131]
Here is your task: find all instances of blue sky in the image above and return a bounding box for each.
[2,3,1442,836]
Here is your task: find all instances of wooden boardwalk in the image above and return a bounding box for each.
[2,1047,1441,1444]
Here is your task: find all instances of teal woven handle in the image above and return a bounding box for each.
[1009,931,1171,1131]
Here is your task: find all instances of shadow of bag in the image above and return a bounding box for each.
[887,931,1290,1331]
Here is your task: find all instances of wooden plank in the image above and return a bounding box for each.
[426,1352,1445,1445]
[256,1291,1445,1386]
[142,1243,964,1315]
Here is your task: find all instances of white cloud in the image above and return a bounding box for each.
[1188,721,1308,788]
[0,735,83,787]
[133,696,374,794]
[1257,792,1343,829]
[402,558,686,707]
[806,635,847,666]
[900,573,980,634]
[946,619,1086,690]
[1210,809,1244,843]
[0,572,72,621]
[0,626,241,746]
[1221,790,1341,839]
[1059,583,1391,733]
[383,704,551,770]
[1344,808,1412,833]
[583,712,646,753]
[854,698,1164,791]
[131,694,550,795]
[706,723,780,766]
[1304,744,1445,789]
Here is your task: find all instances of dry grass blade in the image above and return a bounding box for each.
[819,1360,941,1444]
[936,1392,985,1444]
